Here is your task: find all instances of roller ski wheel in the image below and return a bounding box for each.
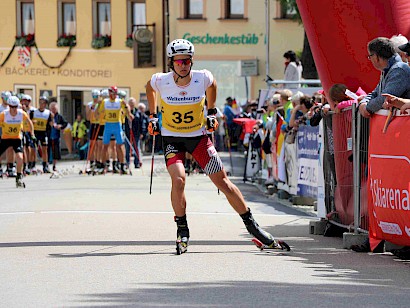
[252,238,291,251]
[176,236,188,255]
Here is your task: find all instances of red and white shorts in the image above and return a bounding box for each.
[162,135,224,175]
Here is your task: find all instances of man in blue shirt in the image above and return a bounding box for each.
[49,102,68,171]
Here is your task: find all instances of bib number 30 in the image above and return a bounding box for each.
[172,111,194,124]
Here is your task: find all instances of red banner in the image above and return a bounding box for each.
[297,0,410,95]
[368,113,410,246]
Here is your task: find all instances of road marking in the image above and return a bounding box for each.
[0,210,311,219]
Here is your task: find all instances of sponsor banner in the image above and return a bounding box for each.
[368,113,410,246]
[245,136,260,179]
[297,125,319,198]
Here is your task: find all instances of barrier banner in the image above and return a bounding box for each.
[368,113,410,246]
[245,134,260,179]
[297,125,319,198]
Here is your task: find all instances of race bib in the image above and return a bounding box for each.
[34,118,48,131]
[3,123,22,139]
[161,99,205,133]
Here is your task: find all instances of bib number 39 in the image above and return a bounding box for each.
[172,111,194,124]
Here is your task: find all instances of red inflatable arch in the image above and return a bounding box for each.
[296,0,410,95]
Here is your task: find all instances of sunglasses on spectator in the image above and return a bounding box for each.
[367,53,375,60]
[9,106,17,109]
[173,58,192,66]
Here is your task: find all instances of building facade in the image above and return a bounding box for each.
[0,0,303,124]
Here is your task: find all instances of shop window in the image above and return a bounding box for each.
[92,0,111,48]
[58,1,76,36]
[127,0,146,35]
[182,0,204,19]
[16,1,35,36]
[223,0,245,19]
[93,1,111,37]
[274,2,297,19]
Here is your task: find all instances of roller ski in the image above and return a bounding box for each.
[251,238,290,251]
[240,208,291,252]
[16,174,26,188]
[175,215,189,255]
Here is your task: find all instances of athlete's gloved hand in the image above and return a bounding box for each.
[206,108,219,132]
[148,114,160,136]
[31,135,37,143]
[206,115,219,132]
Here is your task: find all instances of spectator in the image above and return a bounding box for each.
[390,34,408,63]
[137,103,149,154]
[398,42,410,64]
[359,37,410,118]
[49,102,68,171]
[277,89,294,132]
[283,50,303,89]
[328,83,367,111]
[289,95,312,129]
[383,94,410,113]
[223,97,241,151]
[124,98,146,168]
[72,114,88,157]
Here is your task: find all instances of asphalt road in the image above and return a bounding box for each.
[1,152,409,307]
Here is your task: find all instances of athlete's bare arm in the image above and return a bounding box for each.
[146,80,157,114]
[206,79,217,109]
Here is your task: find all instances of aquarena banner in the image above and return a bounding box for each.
[297,125,319,199]
[368,112,410,246]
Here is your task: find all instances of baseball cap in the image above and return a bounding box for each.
[398,42,410,54]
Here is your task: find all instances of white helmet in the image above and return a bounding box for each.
[21,94,32,101]
[91,89,100,97]
[1,91,11,100]
[7,96,20,107]
[101,89,109,98]
[118,90,126,99]
[166,39,194,58]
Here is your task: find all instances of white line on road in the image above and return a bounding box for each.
[0,210,311,218]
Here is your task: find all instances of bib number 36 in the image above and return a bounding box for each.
[172,111,194,124]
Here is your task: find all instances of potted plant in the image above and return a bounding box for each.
[92,34,111,49]
[125,34,133,48]
[57,34,77,47]
[15,33,35,47]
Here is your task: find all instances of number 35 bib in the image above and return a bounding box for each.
[161,98,205,133]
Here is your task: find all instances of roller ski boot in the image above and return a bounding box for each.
[175,215,190,255]
[16,174,26,188]
[24,163,31,176]
[0,167,3,179]
[112,161,120,174]
[96,162,105,175]
[120,163,128,175]
[42,162,51,174]
[240,208,290,252]
[6,164,17,177]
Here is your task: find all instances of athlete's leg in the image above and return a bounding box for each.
[167,162,187,217]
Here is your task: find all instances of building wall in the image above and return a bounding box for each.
[169,0,304,105]
[0,0,304,117]
[0,0,163,117]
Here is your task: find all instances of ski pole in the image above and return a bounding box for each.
[224,121,234,175]
[83,124,100,174]
[149,134,155,195]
